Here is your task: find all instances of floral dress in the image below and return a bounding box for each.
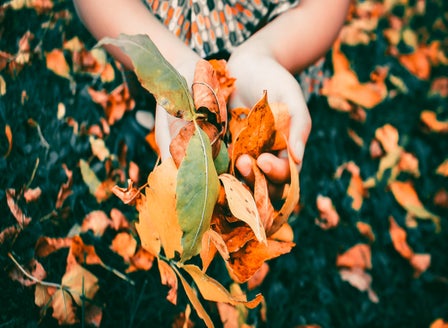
[142,0,327,100]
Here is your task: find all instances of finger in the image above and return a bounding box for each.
[287,91,311,166]
[235,154,255,185]
[257,152,290,184]
[155,106,171,160]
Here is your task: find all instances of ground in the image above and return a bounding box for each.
[1,1,447,328]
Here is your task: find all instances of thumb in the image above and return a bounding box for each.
[287,96,311,166]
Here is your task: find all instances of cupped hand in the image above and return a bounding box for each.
[226,46,311,188]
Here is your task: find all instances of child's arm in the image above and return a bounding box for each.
[73,0,200,72]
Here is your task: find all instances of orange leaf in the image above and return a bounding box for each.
[339,267,379,303]
[4,124,12,158]
[229,107,249,140]
[398,49,431,80]
[227,239,295,283]
[356,222,375,242]
[430,319,448,328]
[388,216,414,259]
[111,179,141,205]
[6,189,31,227]
[209,59,236,102]
[270,102,291,150]
[315,195,340,230]
[46,49,70,79]
[128,247,155,273]
[375,124,399,153]
[200,228,229,272]
[192,59,227,126]
[68,235,104,268]
[336,244,372,269]
[158,259,178,305]
[247,262,270,291]
[231,91,276,173]
[269,223,294,242]
[109,208,130,230]
[389,180,441,231]
[436,160,448,176]
[420,110,448,133]
[111,232,137,262]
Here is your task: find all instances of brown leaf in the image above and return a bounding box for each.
[9,258,46,287]
[6,189,31,227]
[227,239,295,283]
[61,262,99,306]
[51,289,77,325]
[231,91,276,173]
[109,208,130,230]
[270,102,291,151]
[192,59,227,126]
[247,262,270,291]
[209,59,236,102]
[157,259,178,305]
[55,164,73,209]
[23,187,42,203]
[111,179,141,206]
[68,235,103,267]
[336,244,372,270]
[229,107,249,141]
[315,195,340,230]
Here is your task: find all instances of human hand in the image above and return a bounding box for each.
[226,47,311,192]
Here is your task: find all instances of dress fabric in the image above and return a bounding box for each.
[142,0,326,100]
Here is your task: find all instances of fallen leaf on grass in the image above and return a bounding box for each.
[389,180,441,231]
[46,49,71,79]
[430,318,448,328]
[420,110,448,133]
[111,232,137,262]
[3,124,12,157]
[336,244,372,270]
[339,267,379,303]
[436,160,448,177]
[9,258,46,287]
[81,210,111,237]
[389,216,413,259]
[35,236,72,258]
[356,222,375,242]
[315,195,340,230]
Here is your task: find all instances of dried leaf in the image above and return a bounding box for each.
[231,91,276,172]
[339,267,379,303]
[388,216,414,259]
[268,146,300,236]
[68,235,103,267]
[112,179,141,206]
[430,319,448,328]
[175,266,214,328]
[35,236,72,258]
[6,189,31,227]
[410,253,431,277]
[252,159,275,232]
[227,239,295,283]
[137,158,183,259]
[356,222,375,242]
[9,258,46,287]
[61,262,99,306]
[89,136,110,161]
[46,49,70,79]
[420,110,448,133]
[158,259,178,305]
[315,195,340,230]
[336,244,372,269]
[219,173,265,243]
[200,229,229,272]
[436,160,448,176]
[4,124,12,157]
[182,264,263,309]
[177,125,220,262]
[389,181,441,231]
[375,124,399,153]
[97,34,195,120]
[247,262,270,291]
[81,210,111,237]
[111,232,137,262]
[270,102,291,151]
[127,247,155,273]
[51,289,77,325]
[135,193,161,257]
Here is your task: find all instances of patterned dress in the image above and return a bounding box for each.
[142,0,327,100]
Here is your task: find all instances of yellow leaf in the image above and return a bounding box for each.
[182,264,263,309]
[61,262,99,306]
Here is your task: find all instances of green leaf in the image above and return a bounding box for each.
[96,34,195,120]
[213,140,230,175]
[79,159,101,197]
[177,124,219,262]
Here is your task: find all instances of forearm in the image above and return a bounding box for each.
[73,0,199,70]
[242,0,351,73]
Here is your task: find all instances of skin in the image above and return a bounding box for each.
[74,0,351,186]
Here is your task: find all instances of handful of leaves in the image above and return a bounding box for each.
[102,34,300,327]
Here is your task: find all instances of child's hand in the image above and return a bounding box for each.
[227,47,311,190]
